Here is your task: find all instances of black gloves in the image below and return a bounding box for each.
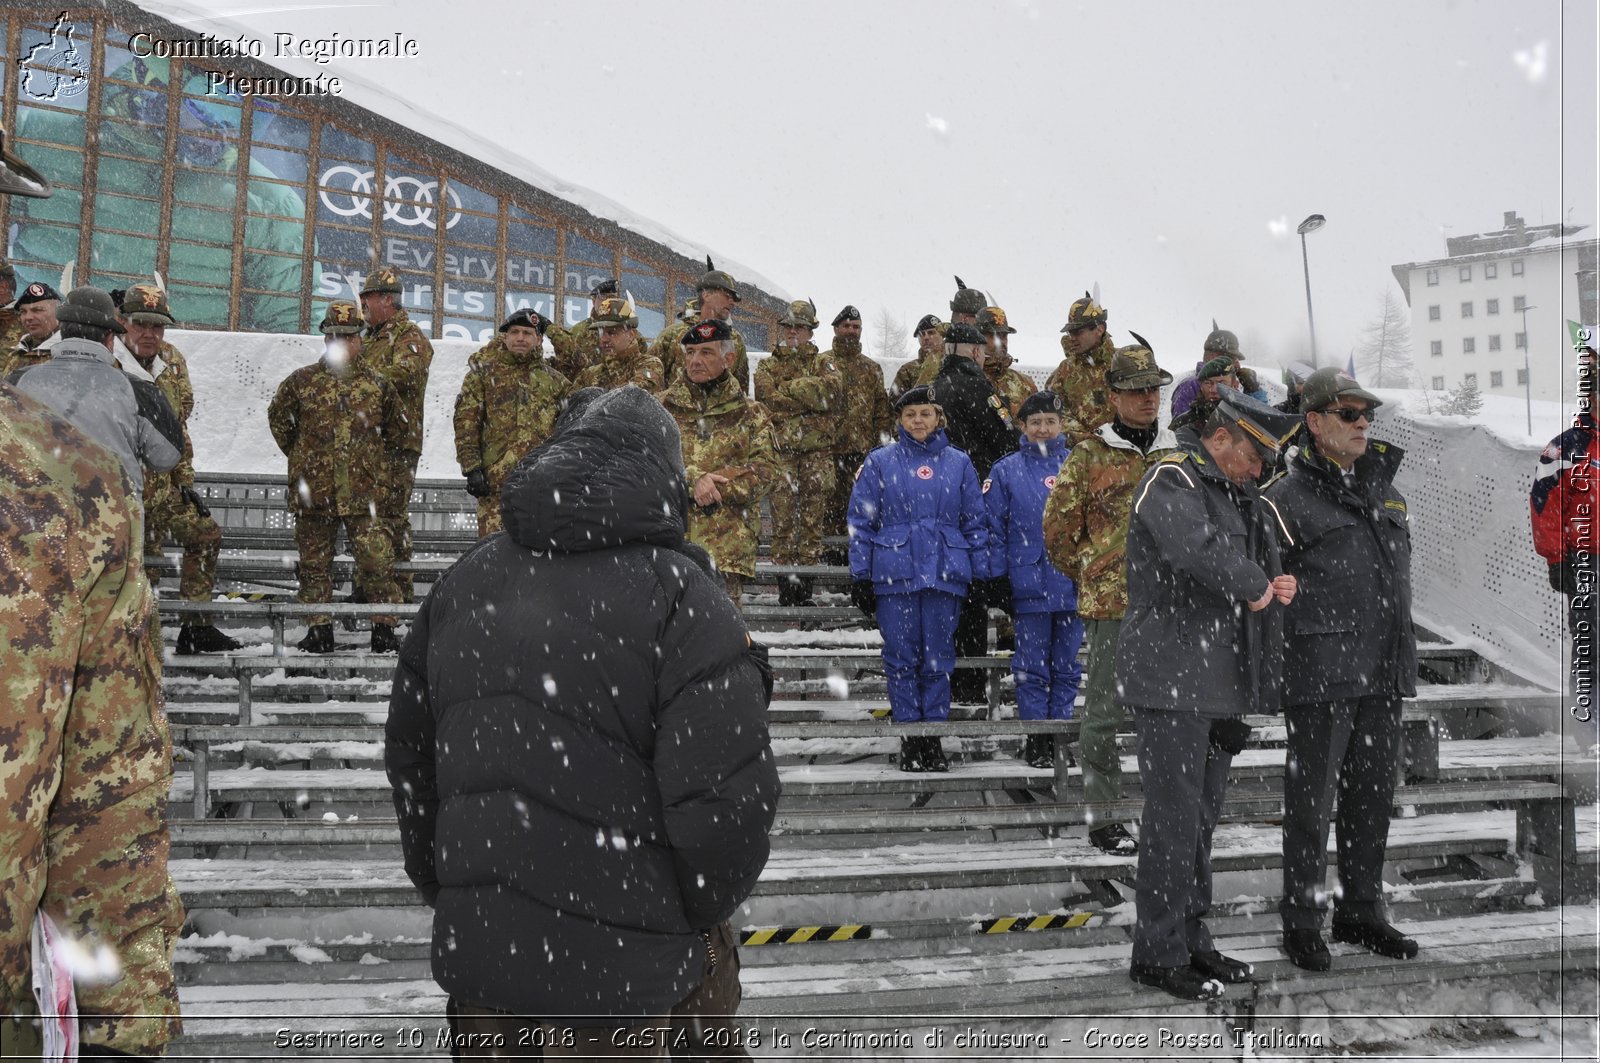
[849,579,878,618]
[180,485,210,517]
[465,469,490,498]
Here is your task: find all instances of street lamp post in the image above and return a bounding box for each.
[1519,304,1536,436]
[1297,214,1326,368]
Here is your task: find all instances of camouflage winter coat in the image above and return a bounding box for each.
[1041,421,1177,619]
[661,373,779,578]
[986,362,1039,418]
[268,360,411,517]
[362,309,434,454]
[1044,332,1117,445]
[652,316,750,392]
[0,306,21,356]
[453,344,572,486]
[754,342,843,454]
[891,350,941,397]
[828,337,895,455]
[573,338,666,393]
[546,317,601,382]
[0,384,184,1056]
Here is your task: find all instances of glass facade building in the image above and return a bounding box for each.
[3,5,782,349]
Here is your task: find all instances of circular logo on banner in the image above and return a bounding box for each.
[1044,475,1057,489]
[916,465,934,480]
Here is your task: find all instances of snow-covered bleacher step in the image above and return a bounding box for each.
[169,810,1529,910]
[167,906,1599,1057]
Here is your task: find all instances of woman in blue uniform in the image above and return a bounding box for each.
[982,391,1085,767]
[847,385,989,772]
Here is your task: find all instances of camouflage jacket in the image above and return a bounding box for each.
[651,316,750,393]
[986,363,1039,418]
[892,350,941,397]
[573,338,666,393]
[0,307,20,356]
[1,329,57,380]
[0,384,184,1055]
[268,360,411,516]
[362,309,434,454]
[754,342,843,453]
[828,340,895,455]
[1041,421,1178,619]
[1044,332,1117,445]
[453,344,572,483]
[546,318,601,381]
[660,373,779,578]
[115,340,196,491]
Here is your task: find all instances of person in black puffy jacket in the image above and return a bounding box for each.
[385,384,779,1053]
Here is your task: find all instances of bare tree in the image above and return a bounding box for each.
[870,307,909,362]
[1355,288,1415,388]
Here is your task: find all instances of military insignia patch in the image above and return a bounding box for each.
[916,465,934,480]
[982,478,992,493]
[1044,475,1056,489]
[1159,452,1190,464]
[1384,499,1407,514]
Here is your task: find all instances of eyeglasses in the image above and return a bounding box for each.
[1319,406,1374,424]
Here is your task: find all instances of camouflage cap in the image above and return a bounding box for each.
[696,256,741,301]
[684,317,734,346]
[0,122,51,199]
[360,267,403,296]
[1203,324,1242,358]
[1061,292,1108,333]
[977,306,1017,336]
[589,295,637,330]
[1213,386,1303,461]
[120,283,175,325]
[1105,333,1173,390]
[779,299,820,330]
[500,307,551,334]
[950,276,988,316]
[1300,367,1383,413]
[15,280,60,307]
[319,301,363,335]
[55,286,126,334]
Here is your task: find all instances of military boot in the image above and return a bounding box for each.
[342,584,368,631]
[793,576,815,606]
[777,577,798,608]
[177,623,243,655]
[296,623,335,654]
[922,735,950,773]
[898,736,925,773]
[371,623,401,654]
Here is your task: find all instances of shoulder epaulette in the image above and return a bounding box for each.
[1159,451,1190,465]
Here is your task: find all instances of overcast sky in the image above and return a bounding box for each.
[198,0,1595,370]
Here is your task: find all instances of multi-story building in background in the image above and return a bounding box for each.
[1392,211,1597,402]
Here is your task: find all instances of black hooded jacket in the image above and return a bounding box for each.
[384,385,780,1018]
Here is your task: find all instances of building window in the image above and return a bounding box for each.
[1485,263,1498,279]
[1463,337,1476,353]
[1432,375,1445,390]
[1461,301,1473,318]
[1426,268,1440,286]
[1512,260,1524,276]
[1489,334,1502,351]
[1464,372,1477,386]
[1487,298,1499,315]
[1516,332,1527,349]
[1428,305,1441,321]
[1460,265,1472,282]
[1518,368,1529,384]
[1490,371,1504,388]
[1513,295,1527,311]
[1430,340,1443,357]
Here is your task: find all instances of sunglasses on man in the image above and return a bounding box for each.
[1318,406,1374,424]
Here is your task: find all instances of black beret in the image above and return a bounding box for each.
[683,318,734,345]
[589,277,618,297]
[15,281,60,307]
[499,308,549,334]
[1017,391,1065,421]
[832,305,861,327]
[895,384,936,411]
[914,314,942,334]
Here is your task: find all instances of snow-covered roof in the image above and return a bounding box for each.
[124,0,790,306]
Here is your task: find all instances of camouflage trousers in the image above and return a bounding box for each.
[382,452,420,565]
[723,574,744,611]
[143,483,222,619]
[295,512,401,627]
[821,451,866,561]
[769,450,835,566]
[474,470,508,538]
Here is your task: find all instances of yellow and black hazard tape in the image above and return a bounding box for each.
[980,912,1101,934]
[740,925,870,946]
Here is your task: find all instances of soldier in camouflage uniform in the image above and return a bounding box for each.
[574,295,667,393]
[0,261,20,352]
[1046,292,1117,445]
[359,267,434,578]
[0,390,186,1057]
[109,284,241,654]
[755,299,844,604]
[978,305,1039,417]
[1042,339,1177,853]
[269,303,411,653]
[651,258,750,391]
[892,313,945,397]
[546,277,617,382]
[1,280,61,378]
[821,304,895,563]
[660,318,779,606]
[454,309,573,538]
